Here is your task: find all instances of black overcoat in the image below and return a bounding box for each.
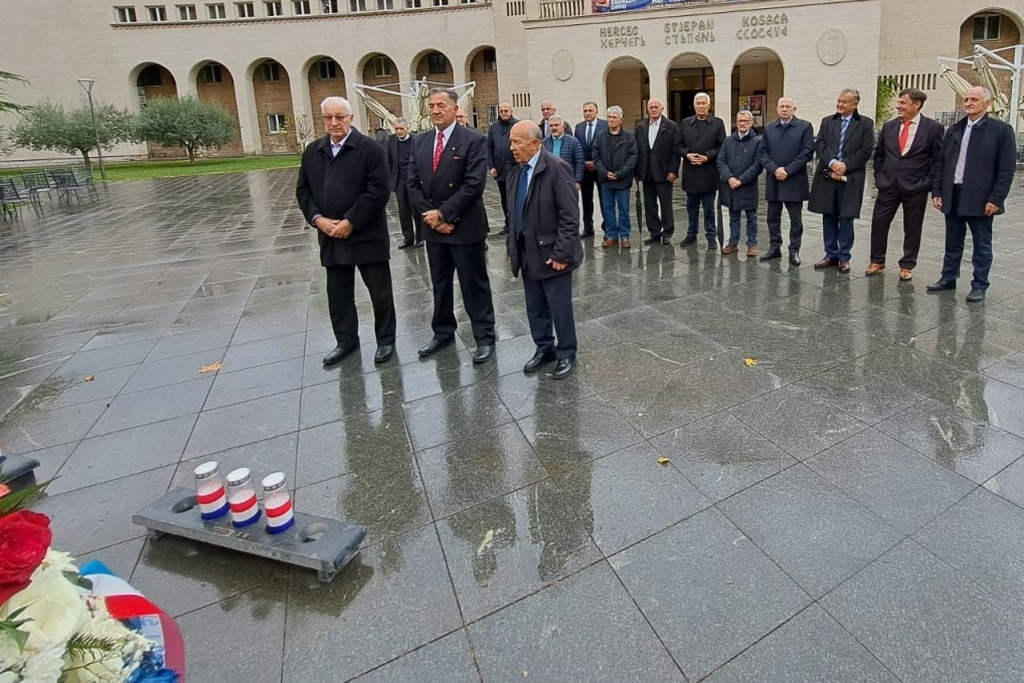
[808,111,875,219]
[932,114,1016,216]
[675,115,726,193]
[296,129,391,266]
[486,116,518,181]
[759,117,814,203]
[592,128,637,190]
[717,131,763,211]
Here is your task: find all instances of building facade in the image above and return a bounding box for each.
[2,0,1021,162]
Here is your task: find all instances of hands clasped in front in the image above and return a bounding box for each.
[315,216,353,239]
[422,209,455,235]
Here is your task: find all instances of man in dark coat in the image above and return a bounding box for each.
[808,88,875,273]
[675,92,726,249]
[717,110,763,257]
[866,88,944,281]
[296,96,396,366]
[927,86,1016,303]
[635,97,680,245]
[507,121,584,380]
[538,100,571,141]
[758,96,814,264]
[407,87,497,363]
[541,115,584,183]
[593,106,638,249]
[486,102,517,236]
[387,117,421,249]
[574,102,609,237]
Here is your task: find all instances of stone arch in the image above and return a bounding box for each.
[465,45,498,131]
[130,62,181,158]
[357,52,402,131]
[413,49,455,86]
[304,55,347,136]
[665,52,715,122]
[190,60,243,156]
[957,8,1024,107]
[604,56,650,129]
[729,47,785,128]
[248,57,296,154]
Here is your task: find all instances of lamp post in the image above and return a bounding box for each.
[77,78,106,180]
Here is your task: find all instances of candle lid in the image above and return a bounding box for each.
[193,461,220,480]
[226,467,251,486]
[261,471,287,492]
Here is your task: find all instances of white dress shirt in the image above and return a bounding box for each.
[648,117,660,149]
[434,120,458,159]
[953,118,979,185]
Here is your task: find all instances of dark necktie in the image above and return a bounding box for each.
[838,119,849,160]
[586,122,593,145]
[514,164,530,234]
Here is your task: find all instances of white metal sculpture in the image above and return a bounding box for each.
[352,78,476,133]
[938,44,1024,132]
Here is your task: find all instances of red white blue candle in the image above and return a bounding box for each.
[193,461,229,520]
[261,472,294,534]
[226,467,261,528]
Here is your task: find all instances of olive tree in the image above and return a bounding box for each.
[12,99,136,168]
[134,96,237,164]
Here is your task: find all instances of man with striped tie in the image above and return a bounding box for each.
[808,88,875,274]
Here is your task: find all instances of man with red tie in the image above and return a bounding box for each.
[865,88,944,281]
[407,88,496,363]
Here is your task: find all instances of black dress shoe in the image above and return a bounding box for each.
[759,247,782,261]
[966,288,986,303]
[413,240,424,248]
[524,350,557,374]
[418,337,454,357]
[813,257,837,270]
[552,356,576,380]
[374,345,395,363]
[926,280,957,292]
[707,241,718,251]
[661,237,673,245]
[323,344,359,366]
[472,344,494,364]
[679,235,697,246]
[498,227,510,236]
[397,240,413,250]
[581,229,594,238]
[789,251,801,265]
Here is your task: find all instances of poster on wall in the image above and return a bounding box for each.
[739,95,765,128]
[592,0,733,13]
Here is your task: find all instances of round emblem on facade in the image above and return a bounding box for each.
[552,49,575,82]
[817,29,847,66]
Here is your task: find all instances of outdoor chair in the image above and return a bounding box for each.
[19,171,53,206]
[70,167,100,199]
[0,177,30,221]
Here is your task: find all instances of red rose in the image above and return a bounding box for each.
[0,510,52,605]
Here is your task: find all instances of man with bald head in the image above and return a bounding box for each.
[487,101,518,235]
[758,96,814,264]
[506,120,583,379]
[635,98,680,244]
[928,86,1016,302]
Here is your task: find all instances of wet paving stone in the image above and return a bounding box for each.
[6,169,1024,681]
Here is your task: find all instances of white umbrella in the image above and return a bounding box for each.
[939,63,973,98]
[972,55,1009,116]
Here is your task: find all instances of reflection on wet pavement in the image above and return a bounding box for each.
[4,170,1024,680]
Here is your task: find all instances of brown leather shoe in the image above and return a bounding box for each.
[721,244,738,254]
[899,269,913,281]
[813,257,837,270]
[620,239,631,249]
[838,261,851,273]
[865,262,885,276]
[602,238,617,248]
[747,246,758,257]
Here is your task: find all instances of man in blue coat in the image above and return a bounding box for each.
[717,110,763,256]
[574,102,608,237]
[542,116,585,184]
[758,97,814,264]
[927,86,1016,302]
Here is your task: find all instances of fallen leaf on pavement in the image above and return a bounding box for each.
[199,362,224,374]
[657,457,670,466]
[83,375,95,382]
[744,357,757,367]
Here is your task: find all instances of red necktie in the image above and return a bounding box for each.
[899,120,911,154]
[432,131,445,172]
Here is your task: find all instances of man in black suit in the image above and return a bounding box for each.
[635,97,680,245]
[676,92,726,249]
[486,102,517,236]
[386,118,421,249]
[407,87,497,362]
[866,88,943,281]
[574,101,608,237]
[296,96,396,366]
[758,96,814,264]
[808,88,875,274]
[507,121,583,380]
[928,86,1016,302]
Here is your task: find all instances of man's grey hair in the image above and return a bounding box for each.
[839,88,861,103]
[428,87,458,106]
[648,97,665,108]
[583,101,599,109]
[777,96,795,107]
[607,105,624,117]
[320,96,352,114]
[549,115,564,125]
[973,86,994,101]
[541,100,555,108]
[394,117,410,126]
[736,110,754,121]
[694,92,711,104]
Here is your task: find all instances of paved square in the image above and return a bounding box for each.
[4,169,1024,681]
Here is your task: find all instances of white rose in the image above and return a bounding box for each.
[0,630,27,670]
[38,550,78,576]
[20,646,65,683]
[1,566,87,654]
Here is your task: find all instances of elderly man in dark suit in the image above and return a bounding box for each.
[541,115,584,184]
[758,96,814,264]
[407,87,497,363]
[808,88,875,274]
[866,88,944,281]
[635,98,680,245]
[386,117,421,249]
[507,120,584,380]
[717,110,763,256]
[296,96,396,366]
[676,92,726,250]
[928,86,1016,302]
[487,102,517,236]
[574,101,609,237]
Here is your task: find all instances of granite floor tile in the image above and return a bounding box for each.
[220,332,306,372]
[183,389,299,458]
[204,357,304,409]
[674,353,789,408]
[796,357,928,425]
[401,382,513,452]
[352,630,479,683]
[718,465,904,598]
[78,537,146,581]
[821,540,1024,683]
[283,526,462,682]
[600,369,725,438]
[576,342,678,393]
[173,432,298,491]
[984,456,1024,508]
[17,365,136,412]
[469,562,684,681]
[611,508,811,680]
[120,349,227,394]
[147,325,237,361]
[0,399,109,454]
[89,377,213,437]
[487,368,596,420]
[294,408,410,488]
[56,338,158,375]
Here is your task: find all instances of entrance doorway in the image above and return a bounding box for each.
[730,48,784,130]
[666,53,714,122]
